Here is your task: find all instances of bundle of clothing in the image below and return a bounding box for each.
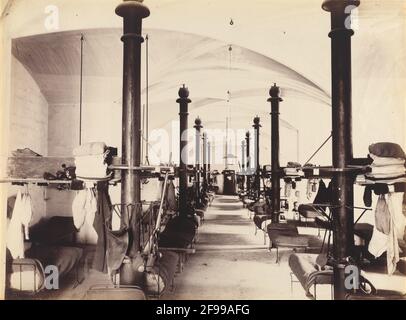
[73,142,109,179]
[365,143,406,184]
[283,162,304,177]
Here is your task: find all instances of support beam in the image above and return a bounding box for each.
[208,141,211,180]
[241,140,246,191]
[202,132,208,190]
[268,84,283,223]
[177,85,191,217]
[245,131,251,195]
[194,117,203,206]
[322,0,359,300]
[253,116,261,200]
[116,0,150,285]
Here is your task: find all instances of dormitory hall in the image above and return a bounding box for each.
[0,0,405,300]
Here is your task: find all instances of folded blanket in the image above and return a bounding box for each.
[287,162,301,168]
[365,175,406,183]
[369,153,405,167]
[284,167,304,176]
[369,143,406,159]
[75,154,107,178]
[368,164,406,176]
[73,142,106,156]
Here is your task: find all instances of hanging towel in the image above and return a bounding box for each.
[166,180,177,212]
[368,226,388,258]
[84,188,97,226]
[284,182,292,198]
[388,192,406,243]
[6,190,25,259]
[72,186,98,231]
[72,190,87,229]
[368,192,405,274]
[375,195,391,235]
[92,186,113,273]
[21,193,33,240]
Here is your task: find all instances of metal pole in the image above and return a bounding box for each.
[116,0,149,245]
[203,132,208,190]
[241,140,246,191]
[253,116,261,200]
[145,34,149,164]
[322,0,359,300]
[194,118,203,206]
[79,34,84,146]
[245,131,251,195]
[268,84,282,223]
[177,85,191,217]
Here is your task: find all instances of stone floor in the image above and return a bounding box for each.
[162,195,325,300]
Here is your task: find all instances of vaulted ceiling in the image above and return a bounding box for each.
[8,0,406,164]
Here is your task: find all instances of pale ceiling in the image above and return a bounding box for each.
[8,0,406,164]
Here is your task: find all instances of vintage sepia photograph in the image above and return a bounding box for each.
[0,0,405,302]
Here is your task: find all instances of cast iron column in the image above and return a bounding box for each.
[245,131,251,195]
[177,85,191,216]
[322,0,358,300]
[202,132,208,190]
[194,118,203,206]
[268,84,282,223]
[208,141,211,185]
[241,140,246,191]
[253,116,261,200]
[116,0,149,248]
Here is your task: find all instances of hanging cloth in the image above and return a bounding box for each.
[72,185,97,230]
[166,180,177,212]
[368,192,405,274]
[375,195,391,235]
[6,190,25,259]
[21,189,33,240]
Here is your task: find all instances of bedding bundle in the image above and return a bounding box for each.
[365,143,406,184]
[73,142,109,179]
[283,162,304,177]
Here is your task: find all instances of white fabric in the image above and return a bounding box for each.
[73,142,106,156]
[369,154,405,167]
[368,227,389,258]
[84,188,97,226]
[72,188,97,230]
[368,192,405,275]
[75,154,107,178]
[72,190,87,229]
[284,167,304,177]
[368,164,405,176]
[141,179,161,202]
[6,190,25,259]
[20,193,33,240]
[365,177,406,185]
